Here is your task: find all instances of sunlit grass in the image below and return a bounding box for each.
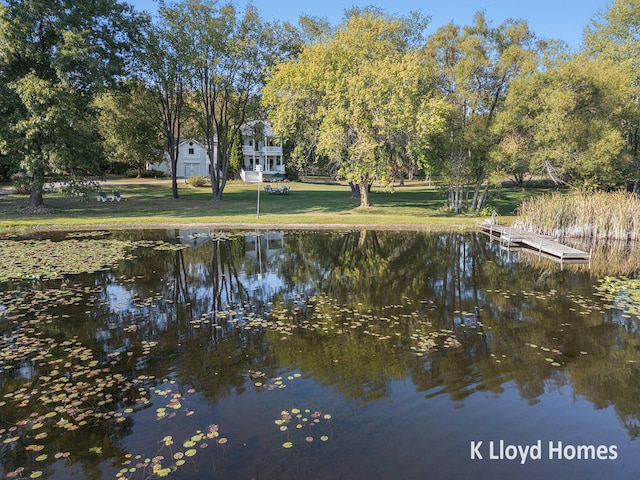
[0,179,533,231]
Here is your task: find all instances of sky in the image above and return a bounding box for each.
[129,0,612,50]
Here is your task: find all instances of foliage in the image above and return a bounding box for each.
[229,131,244,179]
[95,80,164,177]
[187,175,208,187]
[495,56,635,189]
[583,0,640,192]
[263,8,446,208]
[125,169,166,179]
[426,12,540,213]
[0,0,142,207]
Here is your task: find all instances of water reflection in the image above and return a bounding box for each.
[0,229,639,479]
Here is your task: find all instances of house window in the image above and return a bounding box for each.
[188,148,194,155]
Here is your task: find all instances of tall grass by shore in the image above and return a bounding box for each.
[516,190,640,240]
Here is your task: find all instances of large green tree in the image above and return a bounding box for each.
[136,5,191,199]
[583,0,640,191]
[425,13,539,213]
[162,0,287,202]
[263,8,446,207]
[495,55,635,189]
[95,81,165,177]
[0,0,141,207]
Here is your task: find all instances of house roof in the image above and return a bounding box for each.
[178,139,205,148]
[241,120,274,137]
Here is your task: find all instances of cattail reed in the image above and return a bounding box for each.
[515,190,640,240]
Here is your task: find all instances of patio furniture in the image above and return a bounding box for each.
[112,190,127,201]
[97,190,112,202]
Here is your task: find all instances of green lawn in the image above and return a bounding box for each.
[0,179,538,231]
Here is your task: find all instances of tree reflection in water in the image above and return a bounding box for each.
[0,229,639,479]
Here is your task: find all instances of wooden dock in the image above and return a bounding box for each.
[479,221,591,262]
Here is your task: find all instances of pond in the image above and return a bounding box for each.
[0,229,639,479]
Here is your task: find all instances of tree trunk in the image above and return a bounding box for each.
[512,172,523,187]
[166,133,179,199]
[349,182,360,198]
[28,167,46,207]
[471,180,481,211]
[476,183,489,212]
[448,184,464,213]
[28,187,44,207]
[359,180,370,207]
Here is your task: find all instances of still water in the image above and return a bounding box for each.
[0,229,638,479]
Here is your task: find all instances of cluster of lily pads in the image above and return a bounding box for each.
[160,292,466,358]
[275,408,332,448]
[117,417,227,478]
[256,294,465,355]
[133,240,189,252]
[0,231,202,283]
[486,288,606,316]
[248,370,302,390]
[524,342,565,367]
[595,277,640,319]
[0,238,134,282]
[0,290,229,479]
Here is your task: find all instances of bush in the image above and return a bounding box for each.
[125,169,166,178]
[479,206,497,217]
[187,175,208,187]
[285,166,299,181]
[144,169,166,178]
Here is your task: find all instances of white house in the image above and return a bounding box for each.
[239,120,284,182]
[148,120,283,181]
[148,139,211,179]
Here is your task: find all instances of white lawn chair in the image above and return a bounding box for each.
[112,190,127,201]
[97,190,111,202]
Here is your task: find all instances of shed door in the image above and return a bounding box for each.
[184,162,200,178]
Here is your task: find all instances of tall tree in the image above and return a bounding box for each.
[263,8,446,207]
[95,81,165,177]
[426,13,538,213]
[495,55,635,189]
[163,0,285,202]
[583,0,640,191]
[136,11,188,199]
[0,0,141,207]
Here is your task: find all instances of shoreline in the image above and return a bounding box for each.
[0,221,477,234]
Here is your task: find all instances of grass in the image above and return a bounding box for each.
[516,190,640,240]
[0,179,536,232]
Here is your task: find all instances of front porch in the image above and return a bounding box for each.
[239,120,285,183]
